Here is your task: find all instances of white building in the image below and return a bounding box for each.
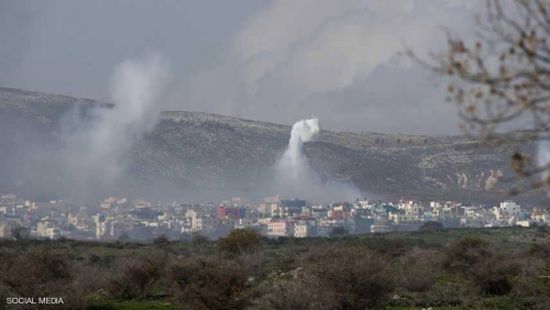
[185,209,208,232]
[500,201,521,216]
[37,218,61,239]
[493,201,521,222]
[516,220,533,227]
[267,220,294,237]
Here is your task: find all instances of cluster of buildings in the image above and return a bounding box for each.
[0,193,548,241]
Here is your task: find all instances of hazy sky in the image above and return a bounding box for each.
[0,0,480,134]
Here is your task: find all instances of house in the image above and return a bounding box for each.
[267,219,294,237]
[36,218,61,239]
[293,219,317,238]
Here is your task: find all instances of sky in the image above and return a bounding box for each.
[0,0,481,134]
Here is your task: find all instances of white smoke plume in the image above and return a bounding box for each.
[279,118,320,180]
[63,54,169,197]
[275,118,361,202]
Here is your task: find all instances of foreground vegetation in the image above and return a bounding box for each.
[1,226,549,309]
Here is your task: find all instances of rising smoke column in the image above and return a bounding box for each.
[63,53,169,198]
[275,118,361,201]
[278,118,320,181]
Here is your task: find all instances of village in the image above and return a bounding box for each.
[0,193,547,241]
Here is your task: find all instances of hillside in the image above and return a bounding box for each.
[0,87,525,202]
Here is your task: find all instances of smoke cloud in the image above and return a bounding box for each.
[275,118,362,202]
[0,1,486,135]
[62,54,169,198]
[279,118,320,180]
[181,0,482,134]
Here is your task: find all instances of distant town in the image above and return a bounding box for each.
[0,193,548,241]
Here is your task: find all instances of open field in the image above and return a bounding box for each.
[1,226,549,309]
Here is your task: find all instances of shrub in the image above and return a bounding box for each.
[398,248,441,292]
[168,256,252,309]
[252,278,336,310]
[0,247,72,297]
[362,237,411,257]
[0,247,91,309]
[153,234,170,245]
[107,258,162,299]
[234,252,266,280]
[329,226,349,236]
[191,233,209,247]
[305,245,394,309]
[528,242,550,259]
[420,221,444,232]
[469,255,522,297]
[478,275,512,296]
[217,228,261,255]
[443,236,491,273]
[422,282,464,307]
[512,255,548,292]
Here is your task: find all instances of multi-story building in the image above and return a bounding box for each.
[267,219,294,237]
[36,218,61,239]
[492,201,521,225]
[293,219,317,238]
